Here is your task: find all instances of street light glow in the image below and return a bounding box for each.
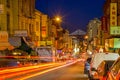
[56,17,60,21]
[54,16,62,23]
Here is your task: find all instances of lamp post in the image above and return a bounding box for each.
[50,15,63,62]
[54,16,62,49]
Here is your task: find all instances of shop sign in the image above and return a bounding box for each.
[40,41,46,46]
[14,30,28,37]
[110,26,120,35]
[114,38,120,48]
[46,41,52,45]
[109,38,120,48]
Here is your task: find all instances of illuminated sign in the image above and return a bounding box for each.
[110,3,117,26]
[110,26,120,35]
[41,26,46,38]
[109,38,120,48]
[41,15,48,38]
[101,16,107,32]
[40,41,46,46]
[114,38,120,48]
[46,41,52,45]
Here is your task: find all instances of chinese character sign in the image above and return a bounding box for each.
[101,16,107,32]
[110,3,117,26]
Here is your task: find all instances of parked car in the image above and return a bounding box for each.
[106,57,120,80]
[96,60,115,80]
[89,52,119,80]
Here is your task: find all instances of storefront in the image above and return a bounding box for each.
[108,38,120,53]
[0,31,14,50]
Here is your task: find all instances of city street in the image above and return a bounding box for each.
[23,61,88,80]
[1,0,120,80]
[0,60,88,80]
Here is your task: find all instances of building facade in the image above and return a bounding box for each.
[0,0,36,50]
[0,0,19,35]
[103,0,120,53]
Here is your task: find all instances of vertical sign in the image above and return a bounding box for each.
[101,16,107,32]
[41,15,48,38]
[110,3,117,26]
[110,3,120,35]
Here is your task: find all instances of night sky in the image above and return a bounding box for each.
[35,0,105,33]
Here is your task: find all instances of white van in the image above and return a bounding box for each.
[91,53,119,69]
[89,52,119,79]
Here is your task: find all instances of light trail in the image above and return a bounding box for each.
[0,62,67,79]
[0,56,56,59]
[0,63,60,74]
[15,60,77,80]
[0,63,60,79]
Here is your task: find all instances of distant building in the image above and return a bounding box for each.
[70,29,86,52]
[87,18,101,51]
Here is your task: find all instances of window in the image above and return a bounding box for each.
[29,24,32,34]
[6,0,10,8]
[36,22,39,31]
[7,13,10,31]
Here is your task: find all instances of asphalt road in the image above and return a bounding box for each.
[26,61,88,80]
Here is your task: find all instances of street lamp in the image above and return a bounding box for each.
[56,17,60,21]
[84,35,88,40]
[54,16,62,23]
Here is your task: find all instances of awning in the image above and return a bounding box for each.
[9,37,21,47]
